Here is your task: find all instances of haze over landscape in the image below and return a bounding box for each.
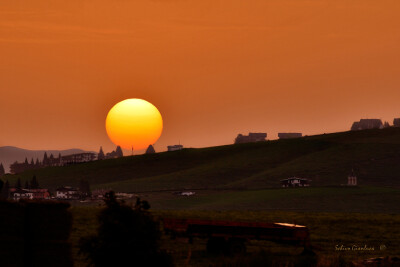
[1,0,400,153]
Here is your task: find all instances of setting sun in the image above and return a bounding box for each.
[105,99,163,150]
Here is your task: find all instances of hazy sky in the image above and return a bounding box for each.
[1,0,399,154]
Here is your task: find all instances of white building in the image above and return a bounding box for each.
[168,145,183,151]
[56,186,80,199]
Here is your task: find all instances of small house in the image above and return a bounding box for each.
[56,186,80,200]
[280,177,311,188]
[168,145,183,151]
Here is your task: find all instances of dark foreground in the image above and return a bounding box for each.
[71,208,400,266]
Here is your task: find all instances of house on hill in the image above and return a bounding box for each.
[280,177,311,188]
[351,119,383,131]
[61,153,96,166]
[394,118,400,127]
[168,145,183,151]
[278,133,302,139]
[234,132,267,144]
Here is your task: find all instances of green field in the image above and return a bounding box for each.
[4,127,400,194]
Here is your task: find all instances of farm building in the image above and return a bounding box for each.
[56,186,80,200]
[234,132,267,144]
[168,145,183,151]
[61,153,96,165]
[280,177,311,187]
[278,133,302,139]
[10,188,50,200]
[351,119,383,131]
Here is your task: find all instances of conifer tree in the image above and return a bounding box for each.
[146,145,156,154]
[1,180,9,199]
[115,146,123,158]
[43,152,48,166]
[24,157,29,165]
[15,178,22,189]
[0,163,5,176]
[98,146,105,160]
[30,175,39,189]
[79,179,91,198]
[35,158,40,167]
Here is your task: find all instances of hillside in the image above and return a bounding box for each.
[0,146,94,173]
[3,127,400,193]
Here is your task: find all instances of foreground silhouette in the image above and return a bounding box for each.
[79,191,172,267]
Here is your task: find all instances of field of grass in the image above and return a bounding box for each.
[3,128,400,194]
[70,207,400,266]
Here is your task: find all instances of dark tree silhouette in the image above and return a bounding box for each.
[115,146,123,158]
[0,179,3,196]
[43,152,48,165]
[24,158,29,165]
[98,147,105,160]
[0,163,5,176]
[0,180,9,199]
[15,178,22,189]
[30,175,39,189]
[79,191,172,267]
[79,179,91,198]
[145,145,156,154]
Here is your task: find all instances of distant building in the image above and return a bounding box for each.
[61,153,96,166]
[10,188,31,200]
[394,118,400,127]
[348,170,357,186]
[278,133,302,139]
[351,119,383,131]
[56,186,80,200]
[10,188,50,200]
[280,177,311,188]
[168,145,183,151]
[146,145,156,154]
[234,132,267,144]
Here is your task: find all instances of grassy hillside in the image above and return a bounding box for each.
[3,128,400,193]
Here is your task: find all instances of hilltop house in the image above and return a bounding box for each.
[280,177,311,188]
[168,145,183,151]
[278,133,302,139]
[351,119,383,131]
[234,133,267,144]
[61,153,96,166]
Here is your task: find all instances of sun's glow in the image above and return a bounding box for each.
[106,99,163,150]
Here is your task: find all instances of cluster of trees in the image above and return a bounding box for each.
[0,163,4,176]
[7,146,124,175]
[0,176,41,199]
[97,146,123,160]
[10,152,61,174]
[79,192,172,266]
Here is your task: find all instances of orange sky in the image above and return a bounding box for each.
[1,0,400,154]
